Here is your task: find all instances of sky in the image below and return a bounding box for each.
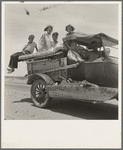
[3,1,120,77]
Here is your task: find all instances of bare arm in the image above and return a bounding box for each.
[21,44,27,52]
[35,45,38,52]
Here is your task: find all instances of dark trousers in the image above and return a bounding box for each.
[8,52,24,69]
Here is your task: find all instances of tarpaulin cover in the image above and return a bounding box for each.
[63,32,118,48]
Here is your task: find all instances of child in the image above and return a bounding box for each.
[51,32,59,47]
[7,34,38,73]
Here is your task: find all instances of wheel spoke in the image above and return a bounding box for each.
[35,89,40,93]
[35,93,39,97]
[36,85,40,90]
[35,90,40,94]
[36,93,43,104]
[39,84,41,88]
[42,85,45,89]
[39,99,42,104]
[37,96,41,103]
[39,95,43,104]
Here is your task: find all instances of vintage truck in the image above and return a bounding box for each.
[19,32,118,108]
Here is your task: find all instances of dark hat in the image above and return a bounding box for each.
[44,25,53,31]
[65,24,75,31]
[52,32,59,36]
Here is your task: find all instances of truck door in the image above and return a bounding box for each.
[84,59,105,85]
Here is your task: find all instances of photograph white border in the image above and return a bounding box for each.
[1,1,122,148]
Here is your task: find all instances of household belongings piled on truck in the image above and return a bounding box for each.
[18,32,118,108]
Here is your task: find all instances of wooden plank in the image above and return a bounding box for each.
[32,59,60,72]
[44,62,79,73]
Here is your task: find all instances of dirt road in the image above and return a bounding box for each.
[4,82,118,120]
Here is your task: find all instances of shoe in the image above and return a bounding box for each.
[7,68,14,74]
[7,68,11,71]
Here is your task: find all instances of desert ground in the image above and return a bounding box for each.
[4,76,118,120]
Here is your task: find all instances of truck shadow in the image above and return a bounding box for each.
[49,99,118,119]
[14,98,118,119]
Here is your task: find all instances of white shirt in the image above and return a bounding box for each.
[51,41,58,47]
[38,31,53,51]
[22,42,37,54]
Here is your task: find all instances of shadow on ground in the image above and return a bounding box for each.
[51,99,118,119]
[13,98,32,103]
[13,98,118,120]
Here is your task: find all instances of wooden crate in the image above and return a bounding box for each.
[27,57,68,81]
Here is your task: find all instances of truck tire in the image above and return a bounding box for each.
[31,79,50,108]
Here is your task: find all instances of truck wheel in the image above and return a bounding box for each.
[31,79,50,108]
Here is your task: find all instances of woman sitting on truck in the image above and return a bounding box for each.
[38,25,54,51]
[65,24,75,37]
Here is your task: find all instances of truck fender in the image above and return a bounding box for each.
[27,73,54,85]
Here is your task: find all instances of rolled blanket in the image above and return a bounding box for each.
[18,44,64,61]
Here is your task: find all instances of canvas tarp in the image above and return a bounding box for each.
[63,32,118,48]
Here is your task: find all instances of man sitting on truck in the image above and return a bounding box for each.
[66,40,108,62]
[7,34,38,73]
[88,41,106,61]
[86,41,110,61]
